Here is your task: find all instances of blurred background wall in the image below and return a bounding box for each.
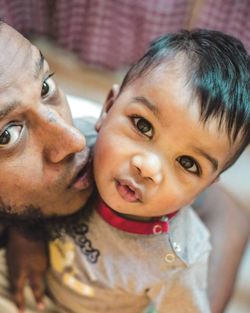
[1,0,250,70]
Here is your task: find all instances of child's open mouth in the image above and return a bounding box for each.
[115,179,142,202]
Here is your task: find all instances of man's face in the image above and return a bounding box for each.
[0,23,93,219]
[94,59,240,218]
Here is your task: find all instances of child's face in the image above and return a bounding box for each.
[94,61,239,218]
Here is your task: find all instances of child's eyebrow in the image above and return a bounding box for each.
[193,147,218,172]
[34,50,44,79]
[131,96,161,121]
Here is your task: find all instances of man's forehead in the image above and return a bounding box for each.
[0,24,44,116]
[0,23,35,81]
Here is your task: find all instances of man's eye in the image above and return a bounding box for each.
[0,125,23,147]
[132,116,153,138]
[41,73,56,98]
[177,155,200,175]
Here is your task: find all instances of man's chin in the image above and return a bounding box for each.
[0,196,95,241]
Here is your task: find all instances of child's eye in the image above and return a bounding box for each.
[132,116,154,138]
[41,73,56,99]
[177,155,201,175]
[0,124,23,147]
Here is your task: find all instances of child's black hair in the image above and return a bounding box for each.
[120,29,250,170]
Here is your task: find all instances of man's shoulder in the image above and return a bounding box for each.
[74,117,97,147]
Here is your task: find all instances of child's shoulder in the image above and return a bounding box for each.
[169,206,211,265]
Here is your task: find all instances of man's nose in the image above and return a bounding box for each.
[131,153,163,184]
[40,109,86,163]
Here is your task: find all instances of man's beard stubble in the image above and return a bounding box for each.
[0,190,97,242]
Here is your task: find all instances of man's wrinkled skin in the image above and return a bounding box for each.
[0,23,93,220]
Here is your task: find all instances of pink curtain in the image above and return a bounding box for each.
[195,0,250,52]
[0,0,249,69]
[51,0,191,69]
[0,0,51,35]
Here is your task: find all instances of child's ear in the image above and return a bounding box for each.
[95,84,120,132]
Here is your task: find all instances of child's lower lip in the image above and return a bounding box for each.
[115,181,141,202]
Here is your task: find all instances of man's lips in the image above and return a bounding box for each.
[68,148,93,191]
[115,179,142,202]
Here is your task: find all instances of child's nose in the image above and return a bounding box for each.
[131,153,163,184]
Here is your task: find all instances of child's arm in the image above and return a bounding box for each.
[6,227,48,313]
[194,184,249,313]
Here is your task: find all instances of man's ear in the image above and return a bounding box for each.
[95,84,120,132]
